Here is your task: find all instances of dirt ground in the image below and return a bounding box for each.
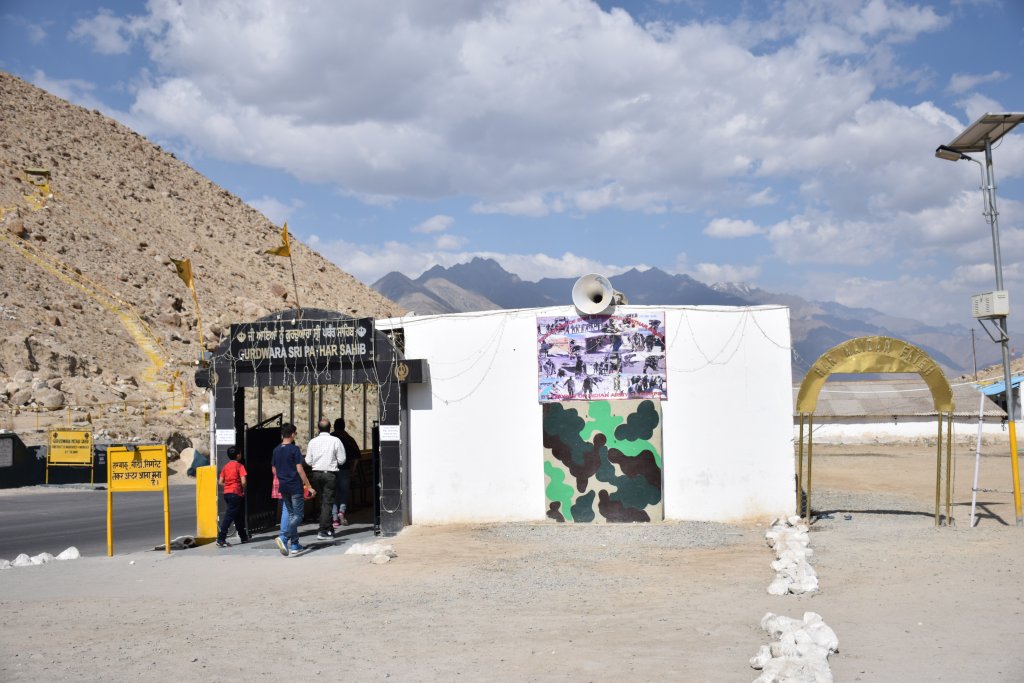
[2,444,1023,682]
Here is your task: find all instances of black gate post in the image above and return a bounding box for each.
[376,377,404,535]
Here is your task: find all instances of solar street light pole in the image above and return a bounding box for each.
[936,113,1024,526]
[981,138,1023,527]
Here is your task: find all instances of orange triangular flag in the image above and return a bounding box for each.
[170,258,194,290]
[265,223,291,257]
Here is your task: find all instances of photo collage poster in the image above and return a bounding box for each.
[537,313,667,402]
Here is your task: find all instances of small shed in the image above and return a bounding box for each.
[792,378,1007,444]
[978,374,1024,419]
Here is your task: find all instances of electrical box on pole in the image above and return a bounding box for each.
[971,290,1009,319]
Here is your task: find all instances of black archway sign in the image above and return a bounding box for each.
[196,308,428,536]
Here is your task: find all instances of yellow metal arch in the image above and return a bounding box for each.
[795,335,955,526]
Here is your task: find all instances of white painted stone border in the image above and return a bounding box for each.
[750,611,839,682]
[345,541,398,564]
[765,516,818,595]
[1,546,80,569]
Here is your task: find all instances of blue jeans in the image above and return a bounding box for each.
[280,492,304,547]
[218,493,248,544]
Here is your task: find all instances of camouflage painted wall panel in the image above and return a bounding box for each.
[543,399,663,523]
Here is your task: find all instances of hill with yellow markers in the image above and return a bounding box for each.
[0,71,403,452]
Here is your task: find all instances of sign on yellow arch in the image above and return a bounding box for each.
[796,335,953,413]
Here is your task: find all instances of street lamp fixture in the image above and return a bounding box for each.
[936,111,1024,527]
[934,144,972,162]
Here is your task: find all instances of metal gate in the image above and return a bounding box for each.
[244,414,283,533]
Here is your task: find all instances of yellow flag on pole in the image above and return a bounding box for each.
[265,223,291,257]
[170,258,194,290]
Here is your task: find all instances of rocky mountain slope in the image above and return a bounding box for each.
[0,71,402,451]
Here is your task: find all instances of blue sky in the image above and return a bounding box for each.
[1,0,1022,328]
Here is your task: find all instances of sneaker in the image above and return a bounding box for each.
[338,516,350,527]
[274,536,288,556]
[216,541,231,548]
[289,543,307,556]
[316,531,334,541]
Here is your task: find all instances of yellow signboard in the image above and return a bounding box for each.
[107,445,167,491]
[48,429,93,465]
[106,445,170,556]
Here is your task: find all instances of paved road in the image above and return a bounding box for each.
[0,485,197,559]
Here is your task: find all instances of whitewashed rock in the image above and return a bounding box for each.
[751,612,838,683]
[56,546,81,560]
[0,559,11,570]
[12,553,33,567]
[803,612,839,652]
[370,554,391,565]
[749,644,772,669]
[346,542,395,556]
[765,518,818,595]
[30,552,55,565]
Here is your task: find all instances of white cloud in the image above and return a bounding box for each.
[471,196,550,218]
[86,0,957,221]
[4,14,48,44]
[672,252,761,285]
[246,196,303,225]
[957,92,1004,124]
[69,8,157,55]
[692,262,762,283]
[704,217,764,238]
[433,233,468,250]
[59,0,1024,327]
[799,265,1024,329]
[412,215,454,234]
[947,70,1008,95]
[746,187,777,206]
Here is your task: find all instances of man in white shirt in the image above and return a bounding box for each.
[305,418,344,541]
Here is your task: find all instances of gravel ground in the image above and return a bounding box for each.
[2,444,1023,681]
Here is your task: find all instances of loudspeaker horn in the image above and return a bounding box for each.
[572,273,627,315]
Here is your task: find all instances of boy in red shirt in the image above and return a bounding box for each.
[216,446,250,547]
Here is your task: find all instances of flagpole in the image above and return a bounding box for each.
[169,257,205,364]
[288,251,302,320]
[265,223,301,319]
[190,283,205,359]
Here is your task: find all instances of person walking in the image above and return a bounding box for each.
[216,446,249,547]
[272,423,313,557]
[306,418,342,541]
[331,418,359,527]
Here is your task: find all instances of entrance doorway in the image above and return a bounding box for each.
[196,309,427,536]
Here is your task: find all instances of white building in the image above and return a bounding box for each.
[378,304,794,524]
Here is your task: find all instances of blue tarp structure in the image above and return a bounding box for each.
[979,375,1024,396]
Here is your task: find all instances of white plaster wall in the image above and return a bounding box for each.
[798,417,1009,445]
[661,306,794,521]
[386,304,795,524]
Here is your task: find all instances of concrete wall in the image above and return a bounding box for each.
[386,304,794,524]
[798,417,1010,445]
